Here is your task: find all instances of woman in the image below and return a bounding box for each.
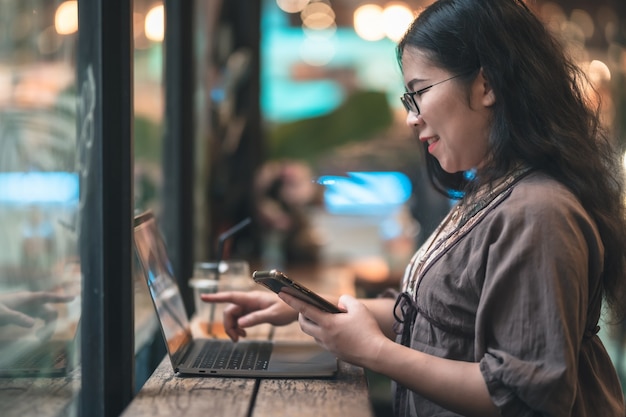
[203,0,626,415]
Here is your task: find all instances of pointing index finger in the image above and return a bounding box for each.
[200,291,242,303]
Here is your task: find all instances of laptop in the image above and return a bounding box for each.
[133,210,338,378]
[0,315,80,378]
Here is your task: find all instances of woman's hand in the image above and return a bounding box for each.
[278,292,387,368]
[0,291,75,328]
[201,290,299,341]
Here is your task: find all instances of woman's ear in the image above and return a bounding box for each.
[477,67,496,107]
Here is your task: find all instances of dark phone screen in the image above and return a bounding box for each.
[253,270,343,314]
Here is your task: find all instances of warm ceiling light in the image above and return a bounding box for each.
[588,59,611,84]
[301,2,335,21]
[55,1,78,35]
[570,9,595,40]
[276,0,309,14]
[303,13,336,30]
[302,2,336,31]
[382,3,414,42]
[353,4,385,41]
[145,4,164,42]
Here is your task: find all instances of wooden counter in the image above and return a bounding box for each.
[0,265,375,417]
[0,276,159,417]
[121,353,374,417]
[122,264,376,417]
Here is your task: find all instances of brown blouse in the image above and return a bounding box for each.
[393,171,625,417]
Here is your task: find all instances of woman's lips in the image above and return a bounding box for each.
[420,136,439,153]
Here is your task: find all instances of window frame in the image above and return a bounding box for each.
[77,0,135,415]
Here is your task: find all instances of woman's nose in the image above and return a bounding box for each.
[405,111,422,127]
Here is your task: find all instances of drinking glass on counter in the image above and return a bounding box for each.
[189,260,252,338]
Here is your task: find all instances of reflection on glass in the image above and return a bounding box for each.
[0,0,80,414]
[133,214,191,360]
[133,0,164,215]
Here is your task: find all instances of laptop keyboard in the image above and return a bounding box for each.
[11,341,66,368]
[193,341,272,370]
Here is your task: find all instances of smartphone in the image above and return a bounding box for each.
[252,269,344,314]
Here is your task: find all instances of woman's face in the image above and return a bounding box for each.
[401,48,495,173]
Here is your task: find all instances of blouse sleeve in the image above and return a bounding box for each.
[476,184,603,416]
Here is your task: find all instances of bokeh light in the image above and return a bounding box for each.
[353,5,385,41]
[145,4,164,42]
[55,1,78,35]
[382,4,414,42]
[277,0,309,14]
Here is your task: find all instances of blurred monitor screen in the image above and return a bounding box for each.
[317,171,412,216]
[0,172,79,205]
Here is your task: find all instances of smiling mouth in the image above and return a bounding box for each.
[421,136,439,145]
[420,135,440,153]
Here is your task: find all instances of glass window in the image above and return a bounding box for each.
[134,0,164,215]
[0,0,80,413]
[133,0,166,391]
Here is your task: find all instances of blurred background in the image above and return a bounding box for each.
[0,0,624,415]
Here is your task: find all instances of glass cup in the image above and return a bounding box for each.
[189,260,253,338]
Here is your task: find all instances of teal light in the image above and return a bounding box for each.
[317,171,412,215]
[0,172,79,205]
[260,0,404,123]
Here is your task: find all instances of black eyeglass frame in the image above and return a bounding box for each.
[400,72,468,115]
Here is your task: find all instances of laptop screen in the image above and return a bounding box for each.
[133,211,192,360]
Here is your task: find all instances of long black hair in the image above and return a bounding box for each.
[397,0,626,322]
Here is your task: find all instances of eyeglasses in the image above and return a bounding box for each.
[400,73,467,115]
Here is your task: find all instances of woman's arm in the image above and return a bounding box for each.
[371,338,499,417]
[280,292,500,417]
